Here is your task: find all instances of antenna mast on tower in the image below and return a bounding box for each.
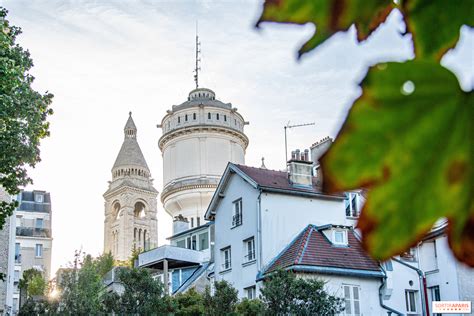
[194,22,201,89]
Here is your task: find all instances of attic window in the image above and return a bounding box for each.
[333,229,347,246]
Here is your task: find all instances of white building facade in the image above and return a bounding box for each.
[158,87,248,232]
[13,190,53,313]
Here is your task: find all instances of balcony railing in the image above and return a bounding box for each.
[16,227,51,238]
[222,260,232,270]
[244,251,255,262]
[232,214,242,227]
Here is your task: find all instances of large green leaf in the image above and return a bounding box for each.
[401,0,474,60]
[256,0,394,58]
[320,60,473,265]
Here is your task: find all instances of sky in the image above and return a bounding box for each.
[3,0,472,276]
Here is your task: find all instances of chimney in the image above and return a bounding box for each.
[288,148,313,187]
[173,215,189,235]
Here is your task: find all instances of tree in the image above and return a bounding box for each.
[0,7,53,230]
[27,274,47,296]
[235,298,265,316]
[104,267,173,315]
[18,268,45,305]
[203,280,239,316]
[256,0,473,266]
[260,270,343,315]
[173,288,205,316]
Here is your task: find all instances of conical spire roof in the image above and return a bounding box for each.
[112,112,150,171]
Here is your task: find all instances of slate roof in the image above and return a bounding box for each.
[234,164,323,195]
[112,114,150,171]
[263,225,381,275]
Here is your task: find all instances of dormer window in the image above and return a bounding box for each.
[345,193,359,218]
[333,229,347,246]
[34,194,44,203]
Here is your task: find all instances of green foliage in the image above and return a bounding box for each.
[19,268,44,297]
[257,0,474,266]
[173,288,205,316]
[203,281,239,316]
[58,254,104,314]
[28,274,47,296]
[235,298,265,316]
[95,251,115,277]
[0,7,53,230]
[105,267,173,315]
[260,270,343,315]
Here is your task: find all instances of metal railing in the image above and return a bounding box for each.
[16,227,51,238]
[232,214,242,227]
[244,251,255,262]
[222,260,232,270]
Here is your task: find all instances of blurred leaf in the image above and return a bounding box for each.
[401,0,474,60]
[256,0,394,58]
[321,60,473,266]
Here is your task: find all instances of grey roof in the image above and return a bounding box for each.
[172,99,232,112]
[124,112,137,130]
[112,114,150,171]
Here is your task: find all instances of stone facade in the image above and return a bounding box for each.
[104,113,158,262]
[0,187,14,315]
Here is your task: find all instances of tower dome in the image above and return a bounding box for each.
[158,88,249,232]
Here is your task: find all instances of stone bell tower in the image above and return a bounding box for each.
[103,112,158,262]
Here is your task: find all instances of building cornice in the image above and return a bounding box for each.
[103,185,158,200]
[161,183,218,203]
[159,125,249,150]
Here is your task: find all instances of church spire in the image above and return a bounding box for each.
[124,111,137,139]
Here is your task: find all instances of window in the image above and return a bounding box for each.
[185,114,188,121]
[343,285,361,315]
[405,290,418,314]
[232,199,242,227]
[224,115,227,122]
[333,230,347,245]
[36,218,43,229]
[193,113,196,120]
[176,240,185,248]
[35,244,43,257]
[345,193,359,217]
[208,113,211,119]
[15,243,21,263]
[221,247,231,271]
[178,116,181,124]
[192,235,197,250]
[243,237,255,263]
[186,237,191,249]
[430,286,441,316]
[383,260,393,271]
[35,193,44,203]
[216,113,220,120]
[199,232,209,250]
[401,247,417,261]
[244,286,256,299]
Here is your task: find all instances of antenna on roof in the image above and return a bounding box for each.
[193,21,201,89]
[284,122,315,165]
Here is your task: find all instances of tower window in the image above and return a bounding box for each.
[224,115,227,122]
[193,113,196,120]
[216,113,220,120]
[185,114,188,121]
[208,113,211,120]
[178,116,181,124]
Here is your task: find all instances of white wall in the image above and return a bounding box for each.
[213,174,260,298]
[301,273,384,315]
[260,193,345,266]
